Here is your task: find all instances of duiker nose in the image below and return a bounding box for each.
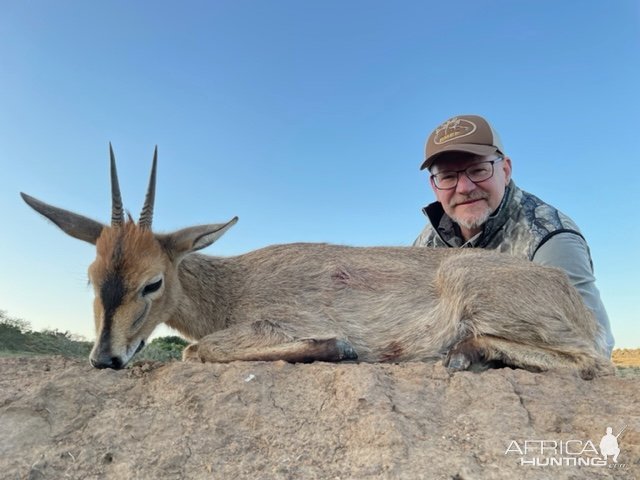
[90,355,123,369]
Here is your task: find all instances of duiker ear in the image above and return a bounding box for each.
[160,217,238,259]
[21,193,105,245]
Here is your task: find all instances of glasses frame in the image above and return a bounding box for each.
[430,157,504,191]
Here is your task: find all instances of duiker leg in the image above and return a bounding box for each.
[444,336,614,379]
[435,253,613,378]
[182,320,357,363]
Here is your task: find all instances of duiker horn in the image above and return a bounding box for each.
[139,146,158,229]
[109,143,124,227]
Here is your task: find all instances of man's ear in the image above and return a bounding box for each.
[502,156,513,184]
[21,192,105,245]
[428,174,439,194]
[158,217,238,262]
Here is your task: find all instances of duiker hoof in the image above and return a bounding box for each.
[336,339,358,360]
[445,352,471,371]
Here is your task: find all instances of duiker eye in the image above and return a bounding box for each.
[142,278,163,296]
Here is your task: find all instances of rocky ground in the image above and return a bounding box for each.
[0,356,638,480]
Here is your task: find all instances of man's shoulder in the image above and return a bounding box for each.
[413,223,437,247]
[514,185,583,234]
[479,183,586,260]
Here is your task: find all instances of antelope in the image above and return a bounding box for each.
[21,145,613,378]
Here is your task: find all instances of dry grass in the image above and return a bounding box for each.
[612,348,640,367]
[612,349,640,378]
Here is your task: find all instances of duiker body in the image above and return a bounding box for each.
[21,146,613,378]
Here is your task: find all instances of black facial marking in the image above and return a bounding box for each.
[101,272,127,320]
[100,234,128,330]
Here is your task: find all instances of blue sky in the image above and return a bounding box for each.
[1,1,638,347]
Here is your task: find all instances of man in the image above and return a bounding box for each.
[414,114,614,356]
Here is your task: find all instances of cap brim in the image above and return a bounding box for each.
[420,144,498,170]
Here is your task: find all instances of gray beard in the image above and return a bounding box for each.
[451,208,491,231]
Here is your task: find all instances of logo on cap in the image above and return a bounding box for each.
[434,117,477,145]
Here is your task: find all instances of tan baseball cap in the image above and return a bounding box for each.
[420,114,505,170]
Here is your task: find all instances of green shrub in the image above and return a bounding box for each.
[0,310,91,357]
[137,336,189,362]
[1,310,190,363]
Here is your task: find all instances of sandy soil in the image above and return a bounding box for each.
[0,356,638,480]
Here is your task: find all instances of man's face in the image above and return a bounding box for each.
[429,152,512,238]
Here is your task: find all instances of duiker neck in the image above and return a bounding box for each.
[165,253,239,339]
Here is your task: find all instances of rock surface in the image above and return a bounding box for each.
[0,356,638,479]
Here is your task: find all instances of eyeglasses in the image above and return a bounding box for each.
[430,158,503,190]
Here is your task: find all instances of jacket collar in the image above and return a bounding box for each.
[422,180,517,247]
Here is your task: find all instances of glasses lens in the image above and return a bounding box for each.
[434,172,458,189]
[432,159,499,190]
[466,162,494,182]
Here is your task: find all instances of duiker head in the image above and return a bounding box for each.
[21,145,237,369]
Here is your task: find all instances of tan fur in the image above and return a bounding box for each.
[21,159,614,377]
[91,221,163,281]
[86,225,611,377]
